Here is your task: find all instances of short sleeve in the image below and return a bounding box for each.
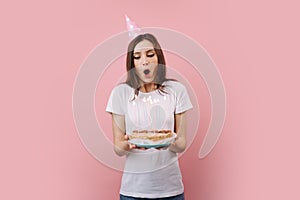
[106,85,126,115]
[174,82,193,114]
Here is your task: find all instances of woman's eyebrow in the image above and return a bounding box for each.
[133,48,155,54]
[146,49,155,53]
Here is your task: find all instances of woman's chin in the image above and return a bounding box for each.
[140,77,155,84]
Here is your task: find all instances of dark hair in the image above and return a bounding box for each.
[125,33,172,97]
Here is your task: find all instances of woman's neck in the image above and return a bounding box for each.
[139,83,157,93]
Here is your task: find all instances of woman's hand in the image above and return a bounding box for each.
[112,114,148,156]
[124,134,137,150]
[125,134,150,150]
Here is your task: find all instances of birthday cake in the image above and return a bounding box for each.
[129,130,173,141]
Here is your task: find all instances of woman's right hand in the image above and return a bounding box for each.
[125,134,147,150]
[124,134,136,149]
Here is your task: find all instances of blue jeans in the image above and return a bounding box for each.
[120,193,184,200]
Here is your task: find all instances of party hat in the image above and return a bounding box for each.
[125,15,144,41]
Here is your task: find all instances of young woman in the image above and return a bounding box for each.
[106,33,192,200]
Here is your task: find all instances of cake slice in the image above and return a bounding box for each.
[129,130,173,141]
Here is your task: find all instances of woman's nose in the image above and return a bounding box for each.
[141,55,149,66]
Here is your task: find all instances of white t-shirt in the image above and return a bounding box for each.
[106,80,193,198]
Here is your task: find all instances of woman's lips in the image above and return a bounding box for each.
[143,69,150,75]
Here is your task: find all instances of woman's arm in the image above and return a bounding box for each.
[168,111,188,153]
[112,113,135,156]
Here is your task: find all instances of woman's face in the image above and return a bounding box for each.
[133,40,158,84]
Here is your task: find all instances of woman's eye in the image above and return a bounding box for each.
[133,56,140,59]
[147,53,155,57]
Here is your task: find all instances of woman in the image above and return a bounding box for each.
[106,33,192,200]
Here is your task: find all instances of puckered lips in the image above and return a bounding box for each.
[143,69,150,75]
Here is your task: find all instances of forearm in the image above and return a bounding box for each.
[168,136,186,153]
[169,112,188,153]
[112,114,130,156]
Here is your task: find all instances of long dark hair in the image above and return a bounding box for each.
[125,33,171,97]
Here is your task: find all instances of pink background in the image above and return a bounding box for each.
[1,0,300,199]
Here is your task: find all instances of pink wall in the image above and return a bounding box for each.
[1,0,300,199]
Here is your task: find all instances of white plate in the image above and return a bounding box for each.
[128,132,177,148]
